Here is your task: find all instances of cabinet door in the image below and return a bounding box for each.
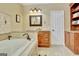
[74,33,79,54]
[38,31,50,47]
[38,33,43,44]
[70,32,74,51]
[65,32,70,48]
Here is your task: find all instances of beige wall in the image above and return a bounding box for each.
[0,3,24,32]
[23,3,70,31]
[0,3,24,40]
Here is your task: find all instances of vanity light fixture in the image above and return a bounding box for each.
[30,8,42,13]
[30,10,33,13]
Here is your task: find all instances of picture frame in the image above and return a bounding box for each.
[16,14,20,23]
[29,15,42,26]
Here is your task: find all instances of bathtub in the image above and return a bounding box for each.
[0,38,35,56]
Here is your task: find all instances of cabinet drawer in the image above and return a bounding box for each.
[38,31,50,47]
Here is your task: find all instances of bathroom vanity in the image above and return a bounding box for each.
[65,31,79,54]
[38,31,50,47]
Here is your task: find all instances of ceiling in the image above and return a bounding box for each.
[21,3,69,7]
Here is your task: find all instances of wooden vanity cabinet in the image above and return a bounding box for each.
[38,31,50,47]
[65,31,79,54]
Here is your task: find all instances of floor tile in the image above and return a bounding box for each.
[37,45,75,56]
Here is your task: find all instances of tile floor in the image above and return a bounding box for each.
[37,45,75,56]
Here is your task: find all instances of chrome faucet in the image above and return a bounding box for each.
[23,33,31,40]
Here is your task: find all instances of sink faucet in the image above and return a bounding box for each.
[23,33,31,40]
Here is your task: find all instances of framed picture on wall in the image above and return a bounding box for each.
[29,15,42,26]
[16,14,20,23]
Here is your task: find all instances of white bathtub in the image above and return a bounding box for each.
[0,38,35,56]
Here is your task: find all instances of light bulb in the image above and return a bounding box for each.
[34,10,37,13]
[30,10,33,13]
[38,10,41,12]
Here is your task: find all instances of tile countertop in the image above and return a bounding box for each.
[26,28,50,32]
[65,31,79,33]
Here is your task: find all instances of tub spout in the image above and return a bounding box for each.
[23,33,31,40]
[8,35,12,40]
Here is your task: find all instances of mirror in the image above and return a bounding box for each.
[29,15,42,26]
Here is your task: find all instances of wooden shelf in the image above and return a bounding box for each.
[70,3,79,30]
[70,3,79,8]
[72,16,79,20]
[72,24,79,26]
[72,9,79,14]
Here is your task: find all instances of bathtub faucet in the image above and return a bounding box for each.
[8,35,12,40]
[23,33,31,40]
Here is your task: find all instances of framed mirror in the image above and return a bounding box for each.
[29,15,42,26]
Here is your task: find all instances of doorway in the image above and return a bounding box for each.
[50,11,64,45]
